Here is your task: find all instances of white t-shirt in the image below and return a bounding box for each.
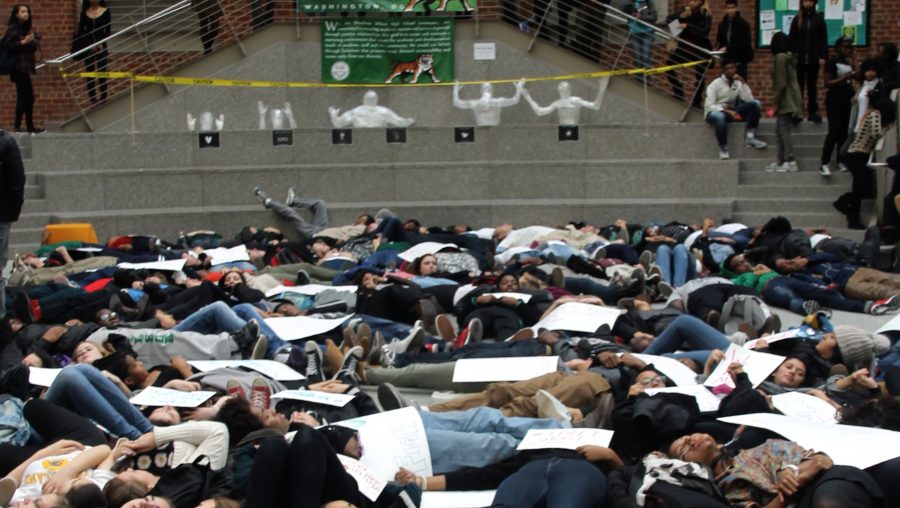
[10,448,114,504]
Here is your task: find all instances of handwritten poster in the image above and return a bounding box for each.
[272,389,355,407]
[771,392,839,424]
[516,428,614,451]
[264,315,351,340]
[130,386,215,407]
[334,407,432,480]
[646,385,721,412]
[188,359,305,381]
[337,455,387,501]
[703,344,784,389]
[533,302,621,334]
[452,356,559,383]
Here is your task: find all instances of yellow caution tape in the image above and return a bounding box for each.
[61,60,710,87]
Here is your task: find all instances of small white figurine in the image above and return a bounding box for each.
[258,101,298,130]
[522,77,610,126]
[187,111,225,132]
[453,80,525,127]
[328,91,415,129]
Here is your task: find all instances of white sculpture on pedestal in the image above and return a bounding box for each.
[187,111,225,131]
[452,80,525,126]
[522,77,610,125]
[257,101,298,130]
[328,91,415,128]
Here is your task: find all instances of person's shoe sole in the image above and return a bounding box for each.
[535,389,571,423]
[435,314,456,341]
[377,383,410,411]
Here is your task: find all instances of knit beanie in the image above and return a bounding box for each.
[833,325,891,368]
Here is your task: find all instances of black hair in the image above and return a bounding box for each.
[8,4,32,32]
[774,354,812,387]
[214,396,264,445]
[358,213,375,225]
[27,346,60,368]
[410,254,437,275]
[66,481,107,508]
[496,270,519,287]
[80,0,107,11]
[880,42,898,63]
[720,59,737,69]
[834,35,853,48]
[840,396,900,431]
[860,57,881,77]
[770,31,790,55]
[873,95,898,127]
[403,219,421,230]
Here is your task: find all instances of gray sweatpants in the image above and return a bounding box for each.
[776,114,795,163]
[266,198,329,238]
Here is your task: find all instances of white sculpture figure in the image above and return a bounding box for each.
[522,77,610,126]
[329,91,415,128]
[257,101,298,130]
[453,80,525,127]
[187,111,225,132]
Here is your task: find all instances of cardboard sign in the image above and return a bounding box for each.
[264,315,351,341]
[337,455,387,501]
[29,367,62,387]
[273,129,293,146]
[130,386,215,408]
[271,389,355,407]
[455,127,475,143]
[203,245,250,265]
[187,360,305,381]
[334,407,432,480]
[422,491,497,508]
[118,259,186,271]
[199,132,220,148]
[646,385,721,413]
[632,353,699,387]
[703,344,784,389]
[533,302,621,334]
[489,292,533,303]
[266,284,357,298]
[744,328,801,350]
[771,392,839,424]
[516,428,614,451]
[398,242,459,262]
[452,356,558,383]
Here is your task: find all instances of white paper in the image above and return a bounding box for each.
[473,42,496,61]
[744,328,801,350]
[771,392,839,424]
[203,245,250,265]
[271,389,355,407]
[761,29,775,46]
[718,413,900,469]
[843,10,862,25]
[851,0,864,11]
[788,0,799,10]
[117,259,186,271]
[760,10,776,30]
[668,18,683,37]
[516,428,614,451]
[703,344,785,389]
[489,292,533,303]
[398,242,458,262]
[533,302,621,334]
[265,284,357,298]
[825,0,843,19]
[29,367,61,387]
[187,359,305,381]
[632,354,699,386]
[422,491,497,508]
[782,15,795,34]
[452,356,559,383]
[264,315,351,341]
[337,455,387,502]
[646,385,721,412]
[75,247,104,253]
[334,407,432,480]
[129,386,215,407]
[877,313,900,333]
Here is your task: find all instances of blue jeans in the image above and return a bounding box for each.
[0,222,8,318]
[540,243,582,263]
[656,244,697,287]
[564,276,617,302]
[420,407,566,474]
[45,364,153,439]
[174,301,287,357]
[629,31,654,80]
[761,277,866,315]
[492,456,607,508]
[705,99,762,147]
[642,314,731,364]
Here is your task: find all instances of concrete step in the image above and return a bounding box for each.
[739,167,851,184]
[20,200,50,214]
[733,211,859,230]
[754,119,829,134]
[23,185,43,200]
[15,214,50,229]
[9,227,44,246]
[730,145,822,159]
[736,184,846,199]
[46,198,734,242]
[9,244,41,256]
[754,132,828,144]
[734,198,841,214]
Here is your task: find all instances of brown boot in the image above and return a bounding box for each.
[324,338,344,378]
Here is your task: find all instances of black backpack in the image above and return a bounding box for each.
[148,457,235,508]
[0,39,14,75]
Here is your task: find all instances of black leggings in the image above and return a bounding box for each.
[799,465,881,508]
[84,50,109,103]
[797,60,821,118]
[821,94,851,164]
[10,69,35,131]
[243,426,364,508]
[0,399,106,477]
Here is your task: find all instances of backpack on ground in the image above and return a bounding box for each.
[717,294,773,336]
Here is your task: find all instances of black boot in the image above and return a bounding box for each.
[566,255,608,280]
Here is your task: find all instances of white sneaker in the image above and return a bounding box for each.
[765,161,781,172]
[774,162,792,173]
[838,162,849,172]
[819,164,832,176]
[719,147,730,160]
[535,389,572,423]
[784,161,799,172]
[745,136,768,149]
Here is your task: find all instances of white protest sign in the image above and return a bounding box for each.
[271,389,355,407]
[264,315,351,341]
[204,245,250,265]
[877,313,900,334]
[265,284,357,298]
[516,428,614,451]
[533,303,621,334]
[646,385,721,413]
[824,0,842,19]
[398,242,458,262]
[117,259,186,271]
[130,386,215,408]
[187,360,305,381]
[29,367,62,387]
[334,407,432,480]
[718,413,900,469]
[422,491,497,508]
[489,292,533,303]
[703,344,784,389]
[744,328,801,350]
[337,455,387,502]
[452,356,559,383]
[771,392,839,424]
[668,18,684,36]
[633,354,699,386]
[473,42,496,60]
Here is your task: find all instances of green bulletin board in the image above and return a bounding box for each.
[757,0,868,48]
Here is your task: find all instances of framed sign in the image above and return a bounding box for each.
[757,0,868,47]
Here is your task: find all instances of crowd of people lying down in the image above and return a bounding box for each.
[2,189,900,508]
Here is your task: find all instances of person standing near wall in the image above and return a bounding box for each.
[766,31,802,173]
[788,0,828,123]
[3,4,41,133]
[73,0,111,106]
[820,36,856,176]
[715,0,752,80]
[191,0,222,55]
[0,129,26,319]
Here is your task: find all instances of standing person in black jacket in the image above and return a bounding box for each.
[73,0,111,105]
[0,129,26,319]
[715,0,753,80]
[820,36,856,176]
[2,4,41,133]
[664,0,712,108]
[788,0,828,123]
